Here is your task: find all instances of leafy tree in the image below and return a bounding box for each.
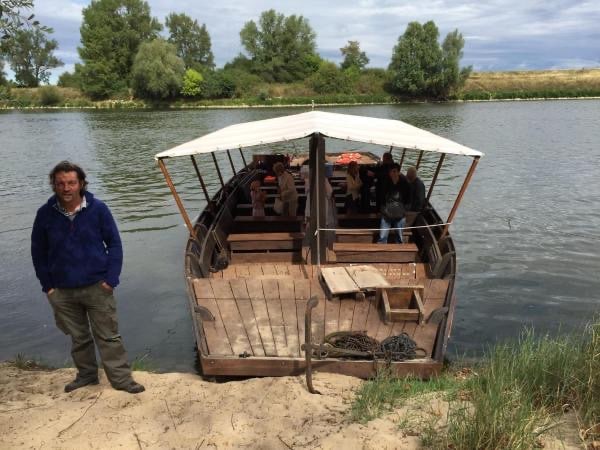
[221,67,262,97]
[74,61,121,99]
[131,39,184,100]
[77,0,162,99]
[388,21,442,97]
[340,40,369,71]
[0,1,48,39]
[57,70,81,88]
[180,68,203,97]
[166,12,214,72]
[308,61,353,94]
[240,9,318,82]
[440,29,471,97]
[3,27,63,86]
[0,58,7,84]
[354,68,387,94]
[388,21,469,99]
[223,53,255,73]
[201,69,235,98]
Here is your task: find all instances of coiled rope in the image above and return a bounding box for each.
[322,331,427,361]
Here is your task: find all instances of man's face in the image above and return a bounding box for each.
[53,171,82,204]
[389,168,400,183]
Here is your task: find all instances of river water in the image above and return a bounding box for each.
[1,101,599,372]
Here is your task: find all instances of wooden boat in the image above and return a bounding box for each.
[155,111,482,380]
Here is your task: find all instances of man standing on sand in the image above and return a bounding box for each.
[31,161,145,394]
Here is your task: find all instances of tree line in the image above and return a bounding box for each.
[0,0,471,101]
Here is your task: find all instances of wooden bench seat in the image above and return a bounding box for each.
[227,232,305,251]
[232,215,304,232]
[333,242,418,263]
[335,229,413,244]
[259,185,344,194]
[335,229,376,243]
[236,201,346,215]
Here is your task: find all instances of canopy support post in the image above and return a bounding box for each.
[158,158,195,237]
[309,133,326,265]
[415,150,424,170]
[190,155,210,204]
[211,152,225,188]
[440,156,480,241]
[239,147,247,167]
[427,153,446,200]
[398,148,406,170]
[226,149,236,175]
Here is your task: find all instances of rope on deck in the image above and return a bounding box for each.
[322,331,427,361]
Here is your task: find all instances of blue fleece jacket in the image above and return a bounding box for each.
[31,191,123,293]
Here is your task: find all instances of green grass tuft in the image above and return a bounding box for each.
[10,354,56,371]
[130,353,155,372]
[350,368,460,423]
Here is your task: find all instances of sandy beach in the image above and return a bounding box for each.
[0,363,426,450]
[0,362,584,449]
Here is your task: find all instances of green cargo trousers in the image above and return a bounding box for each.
[47,282,134,388]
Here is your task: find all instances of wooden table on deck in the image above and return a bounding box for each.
[319,265,390,301]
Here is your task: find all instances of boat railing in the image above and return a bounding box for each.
[194,169,257,276]
[412,213,456,280]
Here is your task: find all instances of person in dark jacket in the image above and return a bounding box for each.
[373,152,394,210]
[31,161,144,394]
[378,163,407,244]
[406,166,426,212]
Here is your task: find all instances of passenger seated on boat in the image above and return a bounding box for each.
[250,180,266,217]
[302,165,336,232]
[300,162,310,223]
[373,152,394,210]
[378,163,407,244]
[345,161,362,214]
[273,162,298,216]
[358,164,373,212]
[406,166,426,212]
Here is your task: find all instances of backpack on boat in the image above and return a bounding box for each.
[381,191,406,221]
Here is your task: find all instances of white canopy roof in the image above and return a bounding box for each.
[155,110,482,159]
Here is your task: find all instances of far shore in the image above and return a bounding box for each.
[2,68,600,111]
[1,95,600,112]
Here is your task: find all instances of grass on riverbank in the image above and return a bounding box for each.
[351,319,600,449]
[462,68,600,100]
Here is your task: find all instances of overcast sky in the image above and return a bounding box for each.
[23,0,600,81]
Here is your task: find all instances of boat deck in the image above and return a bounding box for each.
[192,263,447,365]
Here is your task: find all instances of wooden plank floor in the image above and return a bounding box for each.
[196,262,447,358]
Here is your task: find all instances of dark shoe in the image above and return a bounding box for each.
[114,381,145,394]
[64,377,99,393]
